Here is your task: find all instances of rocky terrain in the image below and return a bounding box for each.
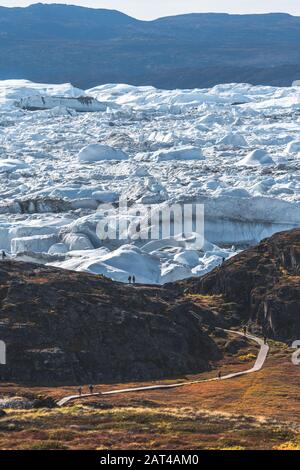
[181,229,300,341]
[0,260,220,386]
[0,229,299,386]
[0,329,298,451]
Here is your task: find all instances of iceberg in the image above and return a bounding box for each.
[0,79,300,284]
[236,149,274,166]
[78,144,129,162]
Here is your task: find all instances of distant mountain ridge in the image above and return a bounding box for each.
[1,4,300,88]
[0,3,139,40]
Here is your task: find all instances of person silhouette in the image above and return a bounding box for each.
[132,275,136,284]
[78,386,82,396]
[128,276,132,284]
[89,384,94,394]
[1,251,7,261]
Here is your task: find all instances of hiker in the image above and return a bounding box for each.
[264,336,268,345]
[243,326,247,336]
[89,384,94,394]
[78,386,82,396]
[218,371,222,380]
[128,275,132,284]
[222,257,225,264]
[1,251,6,261]
[132,275,136,284]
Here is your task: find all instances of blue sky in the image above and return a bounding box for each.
[1,1,300,20]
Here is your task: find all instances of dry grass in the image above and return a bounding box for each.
[0,339,299,450]
[0,402,298,450]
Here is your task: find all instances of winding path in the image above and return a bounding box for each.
[57,329,269,407]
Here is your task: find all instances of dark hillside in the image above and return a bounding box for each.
[1,6,300,88]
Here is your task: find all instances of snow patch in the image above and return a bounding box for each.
[236,149,274,167]
[153,146,204,162]
[0,159,30,173]
[78,144,129,163]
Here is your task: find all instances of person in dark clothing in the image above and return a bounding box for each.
[78,386,82,396]
[243,326,247,336]
[264,336,268,345]
[128,276,132,284]
[1,251,6,261]
[132,275,136,284]
[218,371,222,380]
[89,384,94,394]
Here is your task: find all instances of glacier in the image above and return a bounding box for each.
[0,79,300,284]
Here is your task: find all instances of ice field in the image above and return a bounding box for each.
[0,79,300,283]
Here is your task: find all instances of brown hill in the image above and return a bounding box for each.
[0,261,219,386]
[180,229,300,341]
[0,229,299,386]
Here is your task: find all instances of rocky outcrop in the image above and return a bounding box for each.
[181,229,300,341]
[1,229,299,386]
[0,261,220,386]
